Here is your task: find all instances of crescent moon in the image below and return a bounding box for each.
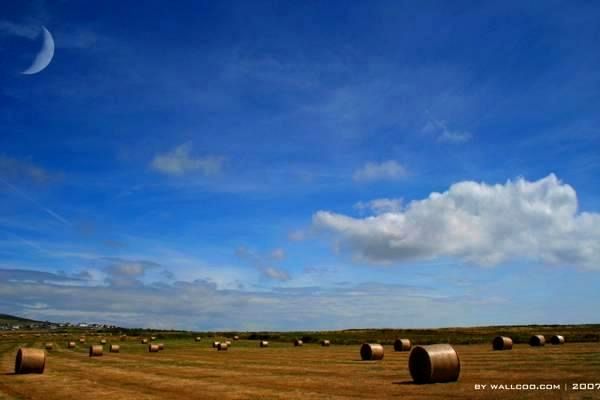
[21,26,55,75]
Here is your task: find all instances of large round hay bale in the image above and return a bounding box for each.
[120,335,127,341]
[67,341,76,349]
[89,345,103,357]
[321,340,331,347]
[492,336,513,350]
[294,339,303,347]
[217,342,228,351]
[550,335,565,345]
[394,338,411,352]
[195,337,202,342]
[360,343,384,360]
[233,335,239,341]
[151,336,157,341]
[148,344,159,353]
[109,344,120,353]
[212,341,220,348]
[79,338,85,343]
[15,348,46,374]
[100,339,107,344]
[157,343,164,350]
[225,340,232,346]
[44,343,54,351]
[260,340,269,348]
[141,338,148,344]
[409,344,460,384]
[529,335,545,347]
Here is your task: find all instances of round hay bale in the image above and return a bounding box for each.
[67,341,76,349]
[394,338,411,352]
[79,338,85,343]
[15,348,46,374]
[233,335,239,341]
[109,344,120,353]
[212,341,220,348]
[151,336,157,341]
[260,340,269,348]
[321,340,331,347]
[225,340,232,346]
[529,335,546,347]
[148,344,160,353]
[89,345,103,357]
[409,344,460,384]
[100,339,107,344]
[120,335,127,341]
[217,342,228,351]
[492,336,513,350]
[550,335,565,345]
[157,343,164,350]
[195,336,202,342]
[44,343,54,351]
[360,343,384,360]
[141,338,148,344]
[294,339,303,347]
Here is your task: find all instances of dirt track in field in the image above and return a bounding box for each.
[1,337,599,399]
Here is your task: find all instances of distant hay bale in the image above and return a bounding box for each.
[409,344,461,384]
[151,336,157,341]
[148,344,160,353]
[109,344,120,353]
[294,339,303,347]
[79,338,85,343]
[394,338,412,352]
[195,337,202,342]
[157,343,164,350]
[217,342,228,351]
[260,340,269,348]
[550,335,565,345]
[100,339,107,344]
[360,343,384,360]
[67,341,76,349]
[44,343,53,351]
[212,341,220,348]
[14,348,46,374]
[529,335,546,347]
[120,335,127,341]
[321,340,331,347]
[89,345,103,357]
[141,338,148,344]
[492,336,513,350]
[233,335,239,341]
[225,340,232,346]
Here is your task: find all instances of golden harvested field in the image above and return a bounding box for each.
[1,337,599,400]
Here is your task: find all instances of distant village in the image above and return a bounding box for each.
[0,321,118,331]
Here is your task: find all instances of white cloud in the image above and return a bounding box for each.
[352,161,408,182]
[270,248,286,261]
[288,229,306,241]
[423,119,472,143]
[150,143,224,176]
[355,198,403,215]
[314,174,600,269]
[235,246,291,281]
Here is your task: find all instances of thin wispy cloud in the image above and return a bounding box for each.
[422,119,472,143]
[150,143,225,177]
[352,161,408,182]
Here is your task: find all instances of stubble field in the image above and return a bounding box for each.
[0,336,599,400]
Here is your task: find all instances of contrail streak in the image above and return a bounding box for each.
[0,177,71,226]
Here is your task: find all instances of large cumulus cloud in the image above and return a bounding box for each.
[313,174,600,268]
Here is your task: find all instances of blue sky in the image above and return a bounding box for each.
[0,0,599,330]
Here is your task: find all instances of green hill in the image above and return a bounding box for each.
[0,313,43,326]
